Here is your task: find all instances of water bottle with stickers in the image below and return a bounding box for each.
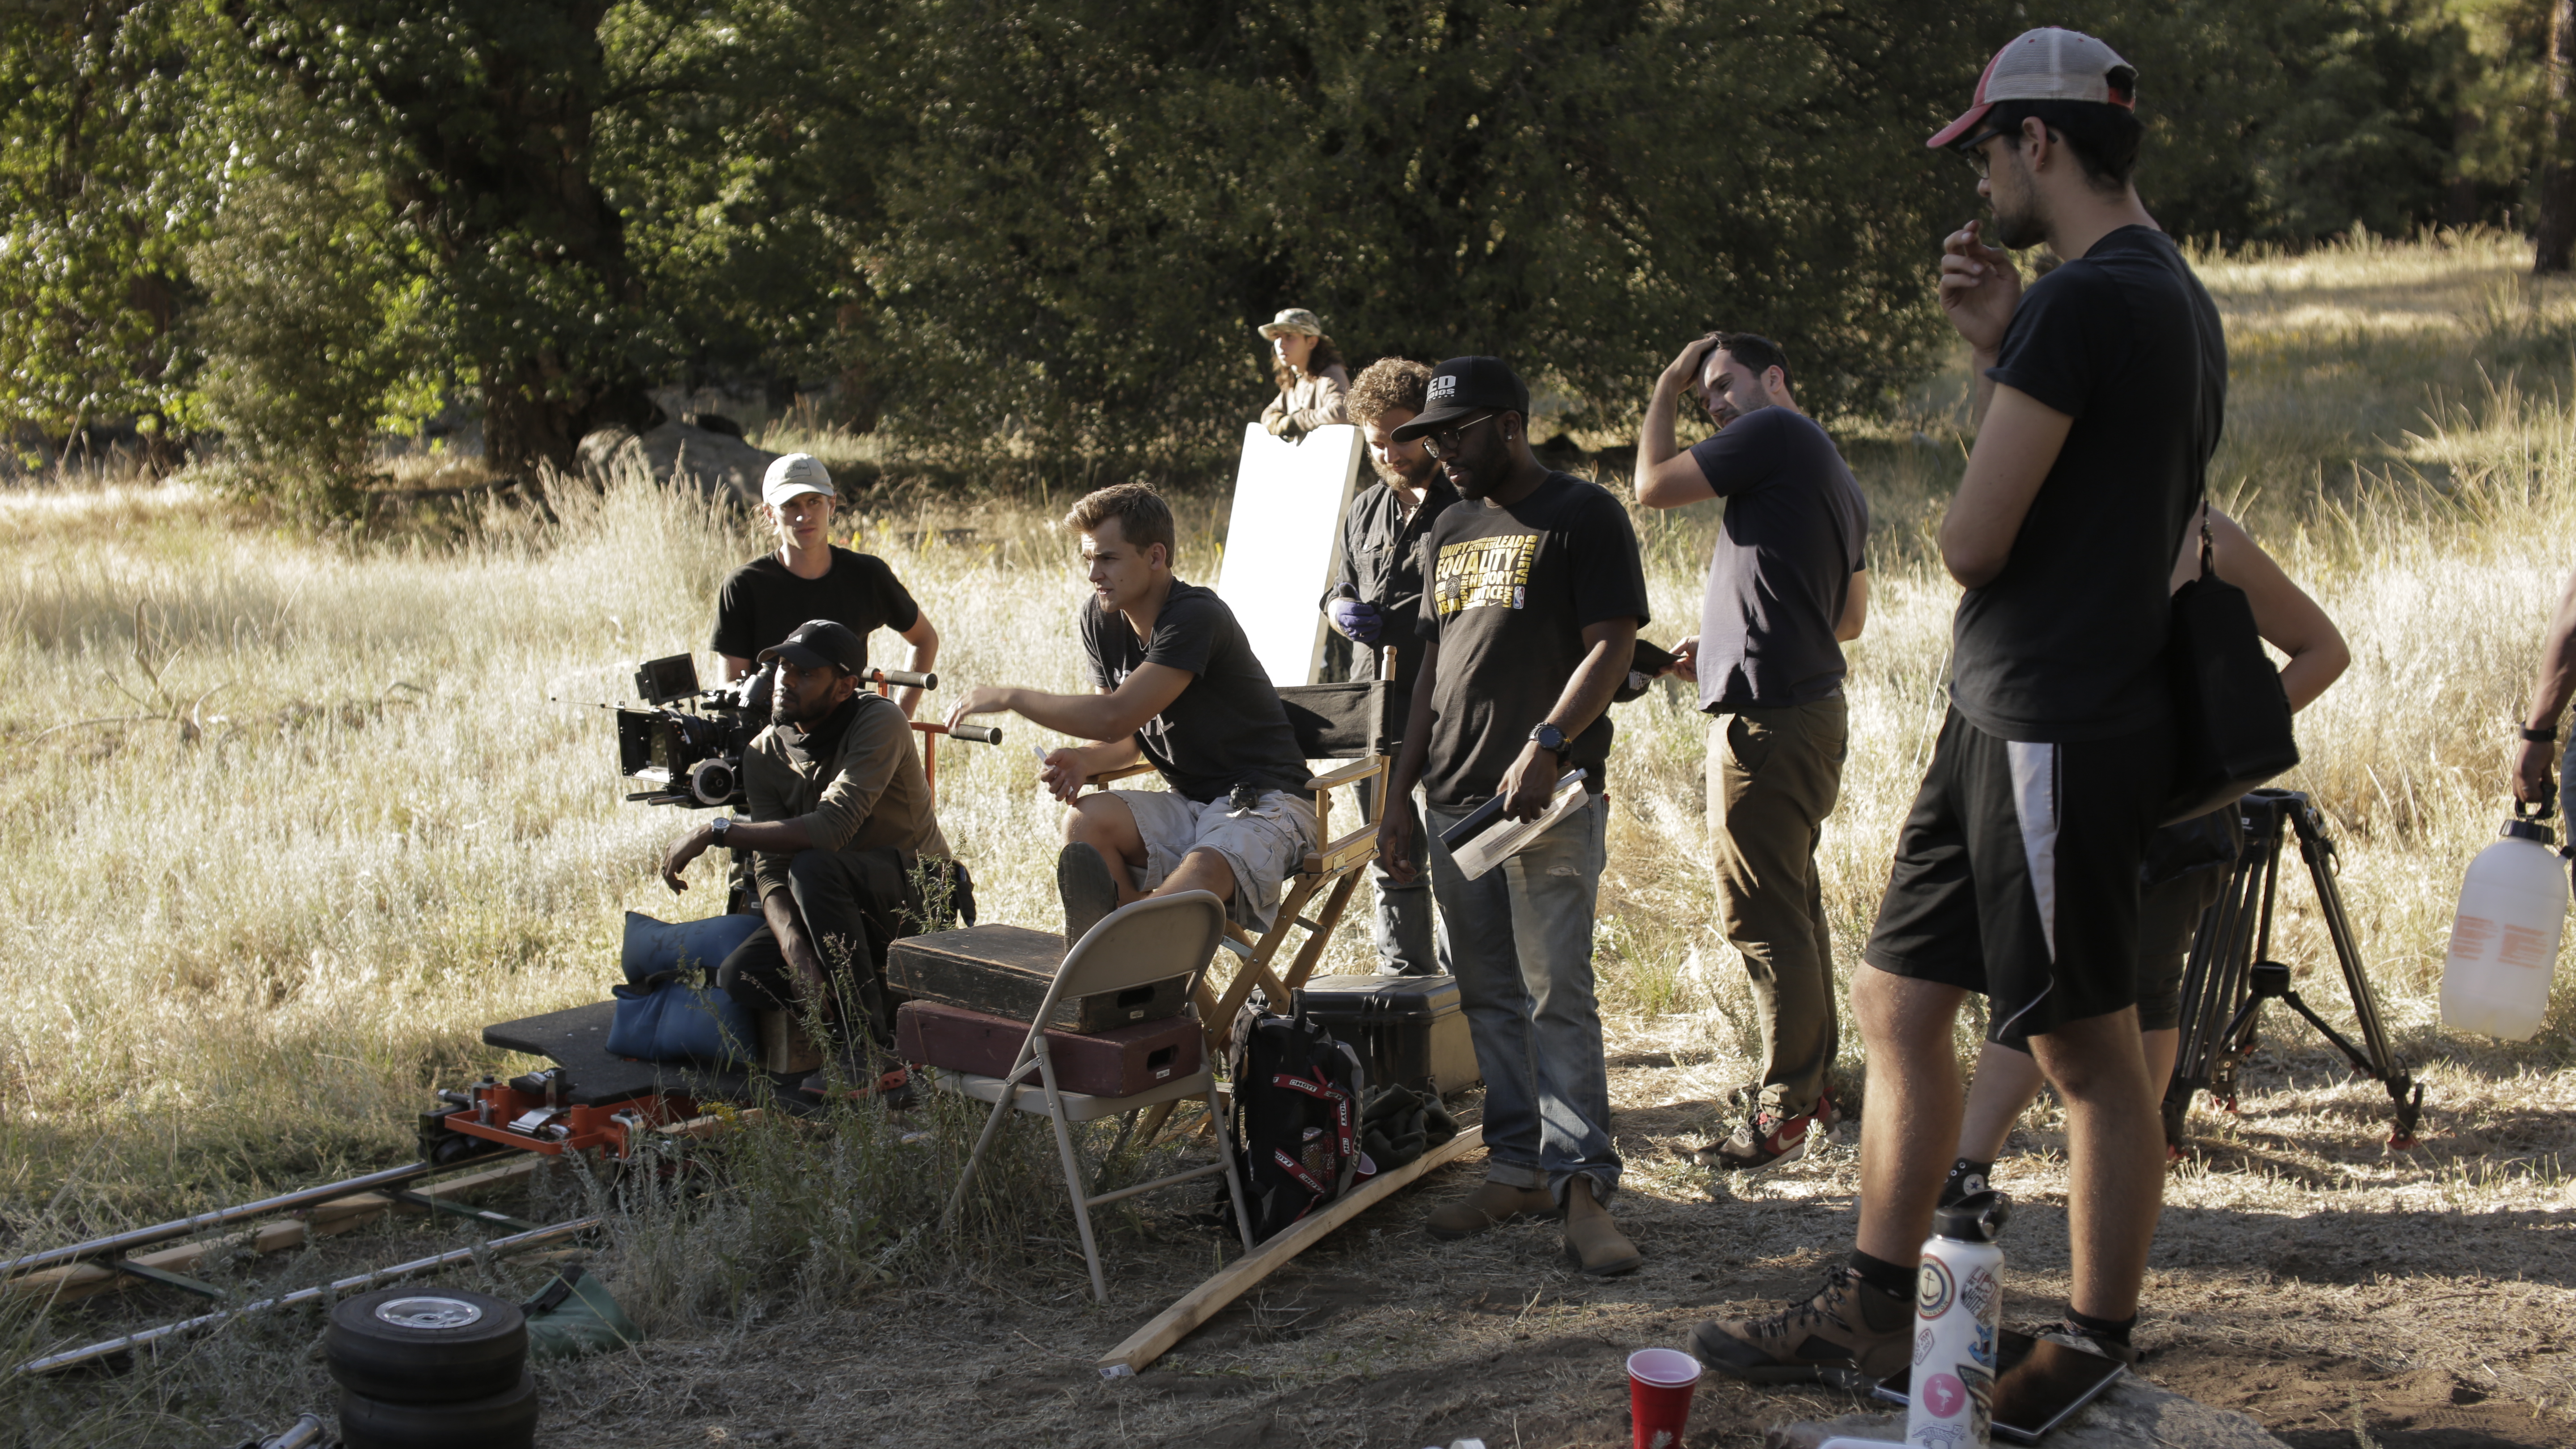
[1908,1190,2010,1449]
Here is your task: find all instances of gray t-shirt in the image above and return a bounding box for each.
[1686,407,1869,711]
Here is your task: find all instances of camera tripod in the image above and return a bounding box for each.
[2163,788,2424,1149]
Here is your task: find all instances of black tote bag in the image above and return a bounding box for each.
[2161,508,2298,824]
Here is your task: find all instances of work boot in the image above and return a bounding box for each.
[1690,1265,1911,1384]
[1425,1181,1559,1240]
[1560,1177,1642,1276]
[1057,841,1123,945]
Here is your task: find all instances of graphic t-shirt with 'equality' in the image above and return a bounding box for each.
[1410,473,1651,811]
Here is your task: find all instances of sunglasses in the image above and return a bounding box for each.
[1419,412,1501,460]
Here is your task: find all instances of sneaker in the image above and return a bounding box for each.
[1696,1101,1821,1172]
[1057,842,1123,945]
[1936,1158,1994,1210]
[1690,1265,1912,1384]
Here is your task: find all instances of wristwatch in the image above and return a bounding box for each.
[710,816,736,850]
[2521,725,2558,744]
[1529,721,1568,756]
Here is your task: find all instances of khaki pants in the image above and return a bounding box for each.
[1708,699,1848,1117]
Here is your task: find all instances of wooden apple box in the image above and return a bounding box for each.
[885,924,1192,1033]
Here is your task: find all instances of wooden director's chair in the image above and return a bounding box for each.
[1084,681,1394,1140]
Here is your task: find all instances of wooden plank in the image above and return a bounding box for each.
[8,1157,546,1305]
[1096,1123,1484,1376]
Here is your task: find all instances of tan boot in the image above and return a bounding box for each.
[1426,1181,1559,1241]
[1560,1177,1642,1276]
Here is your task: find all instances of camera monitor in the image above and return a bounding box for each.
[634,653,700,706]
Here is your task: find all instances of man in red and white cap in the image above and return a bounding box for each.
[1695,27,2221,1392]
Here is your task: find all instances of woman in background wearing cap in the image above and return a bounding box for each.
[1258,308,1350,441]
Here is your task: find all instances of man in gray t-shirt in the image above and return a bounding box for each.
[1635,331,1868,1172]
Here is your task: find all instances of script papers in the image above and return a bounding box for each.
[1214,422,1365,687]
[1451,772,1591,881]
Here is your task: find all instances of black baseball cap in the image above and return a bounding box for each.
[758,619,866,676]
[1390,356,1530,442]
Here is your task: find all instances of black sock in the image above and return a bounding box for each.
[1941,1157,1994,1202]
[1847,1249,1915,1301]
[2066,1307,2136,1345]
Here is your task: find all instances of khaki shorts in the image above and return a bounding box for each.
[1112,788,1317,932]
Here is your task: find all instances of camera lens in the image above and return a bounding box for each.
[688,758,737,806]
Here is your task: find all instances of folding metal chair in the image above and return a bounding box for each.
[932,890,1254,1302]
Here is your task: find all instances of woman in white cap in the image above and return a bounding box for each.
[1257,307,1350,440]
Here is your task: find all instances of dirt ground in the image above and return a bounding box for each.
[51,1010,2551,1449]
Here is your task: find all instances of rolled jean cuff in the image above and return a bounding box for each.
[1483,1158,1546,1190]
[1552,1167,1619,1208]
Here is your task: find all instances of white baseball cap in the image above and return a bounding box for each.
[1928,28,2136,150]
[761,453,835,508]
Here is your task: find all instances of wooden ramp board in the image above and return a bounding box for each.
[1214,421,1365,687]
[1097,1123,1483,1376]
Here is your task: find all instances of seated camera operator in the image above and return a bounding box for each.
[713,453,939,718]
[659,619,955,1088]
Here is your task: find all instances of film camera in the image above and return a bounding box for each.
[616,652,776,809]
[615,651,997,810]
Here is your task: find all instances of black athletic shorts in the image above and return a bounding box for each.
[1864,706,2172,1041]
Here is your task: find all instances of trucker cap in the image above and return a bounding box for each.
[758,619,867,677]
[761,453,836,508]
[1927,27,2136,150]
[1258,307,1324,340]
[1389,357,1530,443]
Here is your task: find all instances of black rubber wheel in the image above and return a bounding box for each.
[325,1287,526,1405]
[339,1371,538,1449]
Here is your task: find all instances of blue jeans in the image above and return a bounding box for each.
[1362,777,1450,976]
[1424,794,1620,1205]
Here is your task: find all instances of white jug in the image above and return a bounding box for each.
[2441,810,2567,1042]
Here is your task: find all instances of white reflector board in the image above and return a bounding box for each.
[1214,422,1365,687]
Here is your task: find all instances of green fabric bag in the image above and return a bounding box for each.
[521,1265,644,1361]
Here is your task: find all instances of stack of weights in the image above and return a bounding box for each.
[327,1288,539,1449]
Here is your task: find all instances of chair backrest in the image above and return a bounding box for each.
[1030,891,1228,1025]
[1278,682,1391,760]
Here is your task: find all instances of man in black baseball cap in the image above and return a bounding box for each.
[660,618,962,1096]
[1379,356,1652,1276]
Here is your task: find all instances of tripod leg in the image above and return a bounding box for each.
[2290,803,2423,1145]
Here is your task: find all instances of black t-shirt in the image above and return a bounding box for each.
[1080,581,1311,803]
[1955,225,2222,743]
[710,547,921,668]
[1686,407,1870,711]
[1411,473,1651,810]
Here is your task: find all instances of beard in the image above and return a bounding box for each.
[1989,189,2048,251]
[1373,452,1439,489]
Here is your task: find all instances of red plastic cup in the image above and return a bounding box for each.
[1627,1347,1702,1449]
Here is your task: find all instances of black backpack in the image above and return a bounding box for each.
[1226,994,1368,1241]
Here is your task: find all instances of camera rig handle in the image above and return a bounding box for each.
[867,667,937,691]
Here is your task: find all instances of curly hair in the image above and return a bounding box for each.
[1345,357,1434,427]
[1062,482,1177,568]
[1271,335,1346,395]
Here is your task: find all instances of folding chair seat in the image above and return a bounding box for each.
[930,890,1254,1302]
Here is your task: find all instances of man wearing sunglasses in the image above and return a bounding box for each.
[1635,332,1868,1175]
[1377,356,1651,1276]
[1696,27,2218,1389]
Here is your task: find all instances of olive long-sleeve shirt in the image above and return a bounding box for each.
[742,692,949,902]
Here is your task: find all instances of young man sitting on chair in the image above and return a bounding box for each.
[947,483,1319,944]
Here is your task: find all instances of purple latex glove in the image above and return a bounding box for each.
[1328,597,1382,645]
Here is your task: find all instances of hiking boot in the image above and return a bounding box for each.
[1425,1182,1559,1240]
[2026,1319,2140,1367]
[1560,1178,1642,1276]
[1690,1265,1912,1385]
[1696,1100,1823,1172]
[1057,841,1123,945]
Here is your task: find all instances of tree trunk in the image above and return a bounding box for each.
[2536,0,2576,273]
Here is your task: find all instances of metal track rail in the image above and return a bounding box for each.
[1,1161,445,1280]
[16,1215,602,1377]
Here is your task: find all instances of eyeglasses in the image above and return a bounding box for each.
[1419,412,1500,460]
[1956,126,2012,178]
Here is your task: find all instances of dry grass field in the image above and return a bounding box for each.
[4,232,2576,1446]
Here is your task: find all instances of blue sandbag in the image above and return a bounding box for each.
[621,911,763,985]
[604,979,759,1067]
